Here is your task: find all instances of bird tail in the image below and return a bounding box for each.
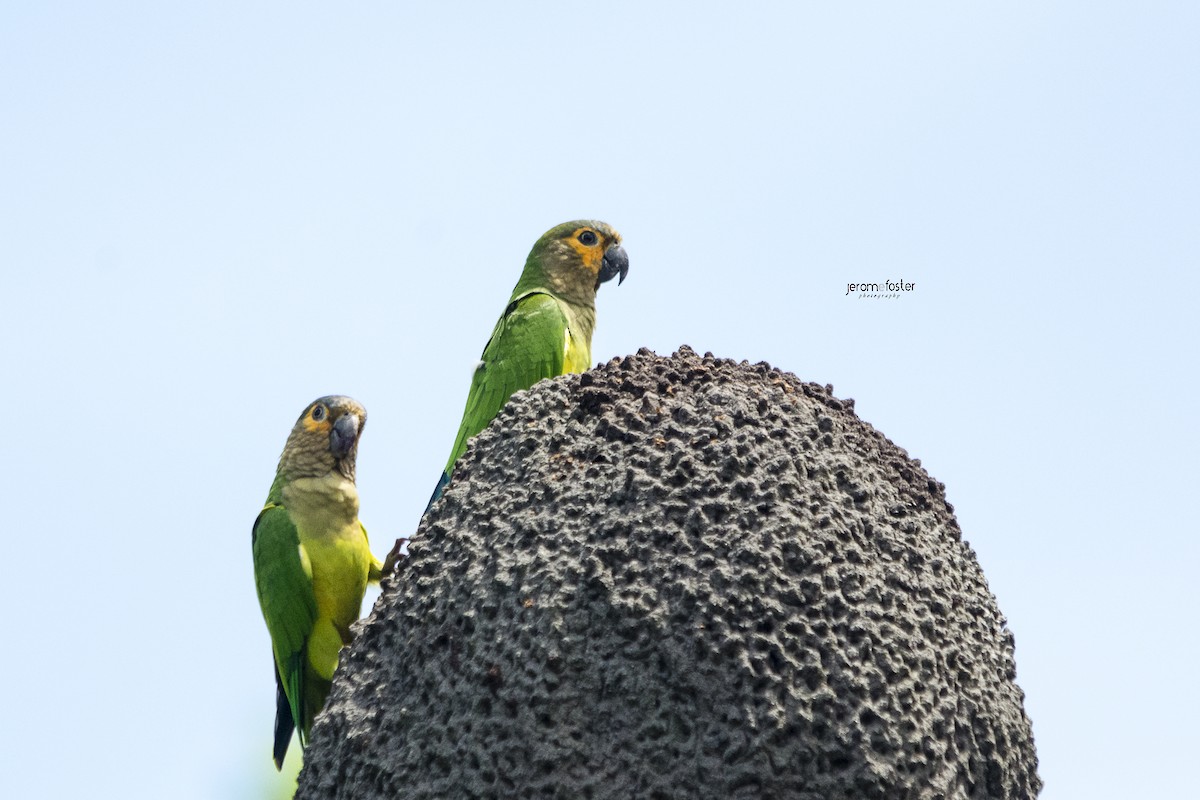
[425,470,451,512]
[272,666,296,770]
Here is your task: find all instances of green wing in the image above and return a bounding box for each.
[251,503,318,767]
[431,292,567,503]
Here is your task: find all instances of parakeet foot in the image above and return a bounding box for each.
[382,537,409,576]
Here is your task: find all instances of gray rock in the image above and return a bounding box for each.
[297,346,1040,799]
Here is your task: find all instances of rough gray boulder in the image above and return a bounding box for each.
[297,346,1040,799]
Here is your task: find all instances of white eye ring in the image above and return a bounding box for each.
[578,230,598,246]
[312,405,326,421]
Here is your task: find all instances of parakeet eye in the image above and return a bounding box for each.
[578,230,598,246]
[312,405,326,422]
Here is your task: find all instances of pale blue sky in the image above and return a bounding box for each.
[2,4,1196,798]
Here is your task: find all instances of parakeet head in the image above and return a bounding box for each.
[524,220,629,304]
[276,395,367,483]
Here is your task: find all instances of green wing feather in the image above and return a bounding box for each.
[252,503,318,767]
[429,292,567,505]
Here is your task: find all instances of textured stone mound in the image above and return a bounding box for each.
[297,346,1040,799]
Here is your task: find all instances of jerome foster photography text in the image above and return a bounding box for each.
[845,279,916,299]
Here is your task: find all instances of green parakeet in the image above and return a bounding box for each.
[252,395,383,769]
[428,220,629,507]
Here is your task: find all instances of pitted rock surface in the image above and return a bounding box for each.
[297,346,1040,799]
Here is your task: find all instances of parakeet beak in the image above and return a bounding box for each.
[598,244,629,288]
[329,413,360,459]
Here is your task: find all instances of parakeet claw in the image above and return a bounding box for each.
[383,538,410,575]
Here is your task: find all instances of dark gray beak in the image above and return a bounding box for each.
[598,244,629,288]
[329,413,360,459]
